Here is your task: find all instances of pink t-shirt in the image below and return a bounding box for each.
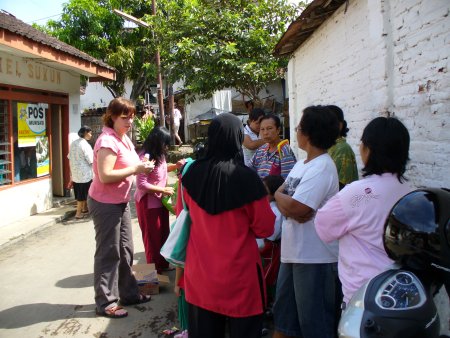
[134,153,168,209]
[89,126,140,204]
[315,173,413,303]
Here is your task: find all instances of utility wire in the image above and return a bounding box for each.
[26,13,61,24]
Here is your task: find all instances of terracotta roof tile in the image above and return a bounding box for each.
[0,11,114,71]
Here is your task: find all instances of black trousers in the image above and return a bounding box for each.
[188,303,263,338]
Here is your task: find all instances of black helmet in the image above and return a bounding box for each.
[383,188,450,274]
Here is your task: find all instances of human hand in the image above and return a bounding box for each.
[135,160,155,174]
[162,186,175,196]
[174,285,180,296]
[176,159,186,169]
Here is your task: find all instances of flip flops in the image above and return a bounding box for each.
[120,293,151,306]
[96,304,128,318]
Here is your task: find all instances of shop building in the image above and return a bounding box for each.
[0,12,115,226]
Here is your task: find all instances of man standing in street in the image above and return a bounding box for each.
[173,104,183,146]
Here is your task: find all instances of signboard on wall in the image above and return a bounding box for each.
[17,102,48,137]
[36,136,49,177]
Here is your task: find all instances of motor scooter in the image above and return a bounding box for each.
[338,188,450,338]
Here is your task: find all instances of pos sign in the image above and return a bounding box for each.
[17,102,48,136]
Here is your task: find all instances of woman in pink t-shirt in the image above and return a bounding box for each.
[134,126,184,273]
[88,98,154,319]
[316,117,412,305]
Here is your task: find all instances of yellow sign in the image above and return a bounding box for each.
[17,102,48,137]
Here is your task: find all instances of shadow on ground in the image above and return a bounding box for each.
[0,303,94,329]
[56,273,94,288]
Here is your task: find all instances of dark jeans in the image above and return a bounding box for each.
[188,303,263,338]
[273,262,338,338]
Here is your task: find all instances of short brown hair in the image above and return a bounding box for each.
[102,97,136,128]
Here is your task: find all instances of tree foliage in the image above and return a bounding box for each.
[40,0,305,102]
[149,0,305,102]
[42,0,157,99]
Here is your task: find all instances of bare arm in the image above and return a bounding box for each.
[274,184,314,222]
[242,134,266,150]
[174,267,184,296]
[97,148,153,184]
[167,159,185,172]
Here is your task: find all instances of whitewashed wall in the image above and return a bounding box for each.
[0,52,83,225]
[80,81,133,113]
[288,0,450,189]
[287,0,450,332]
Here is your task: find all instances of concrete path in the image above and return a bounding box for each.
[0,206,179,338]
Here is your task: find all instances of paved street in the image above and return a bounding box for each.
[0,208,179,338]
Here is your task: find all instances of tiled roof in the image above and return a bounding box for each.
[274,0,347,57]
[0,10,114,71]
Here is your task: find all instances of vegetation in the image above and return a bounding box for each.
[40,0,306,103]
[134,111,155,143]
[151,0,305,102]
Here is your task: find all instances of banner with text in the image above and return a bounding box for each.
[17,102,48,138]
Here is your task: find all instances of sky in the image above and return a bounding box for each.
[0,0,67,25]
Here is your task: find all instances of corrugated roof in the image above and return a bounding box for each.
[0,11,114,71]
[274,0,347,57]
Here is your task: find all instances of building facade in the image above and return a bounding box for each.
[0,12,115,225]
[275,0,450,189]
[274,0,449,332]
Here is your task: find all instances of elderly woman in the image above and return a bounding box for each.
[181,113,275,338]
[88,97,155,318]
[68,125,93,219]
[250,114,296,179]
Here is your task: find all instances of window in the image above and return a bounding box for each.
[13,101,50,183]
[0,100,51,186]
[0,100,11,186]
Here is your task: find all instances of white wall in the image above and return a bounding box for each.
[288,0,450,189]
[0,52,82,225]
[230,81,286,107]
[80,81,133,113]
[287,0,450,332]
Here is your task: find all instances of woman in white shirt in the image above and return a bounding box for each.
[68,126,93,219]
[272,105,340,338]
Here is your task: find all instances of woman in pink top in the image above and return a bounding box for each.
[134,126,184,273]
[316,117,413,305]
[88,98,154,319]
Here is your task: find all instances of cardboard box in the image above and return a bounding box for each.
[132,263,170,295]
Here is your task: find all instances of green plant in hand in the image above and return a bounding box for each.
[134,112,155,143]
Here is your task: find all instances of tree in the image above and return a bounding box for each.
[40,0,305,103]
[149,0,305,103]
[41,0,158,100]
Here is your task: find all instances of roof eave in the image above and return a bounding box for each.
[274,0,347,57]
[0,29,115,81]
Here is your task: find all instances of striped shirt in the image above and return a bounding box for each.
[250,143,296,179]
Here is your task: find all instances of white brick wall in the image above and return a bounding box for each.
[287,0,450,333]
[288,0,450,189]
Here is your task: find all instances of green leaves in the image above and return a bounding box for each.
[134,113,155,143]
[39,0,306,102]
[155,0,305,101]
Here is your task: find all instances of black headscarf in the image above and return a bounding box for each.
[182,113,267,215]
